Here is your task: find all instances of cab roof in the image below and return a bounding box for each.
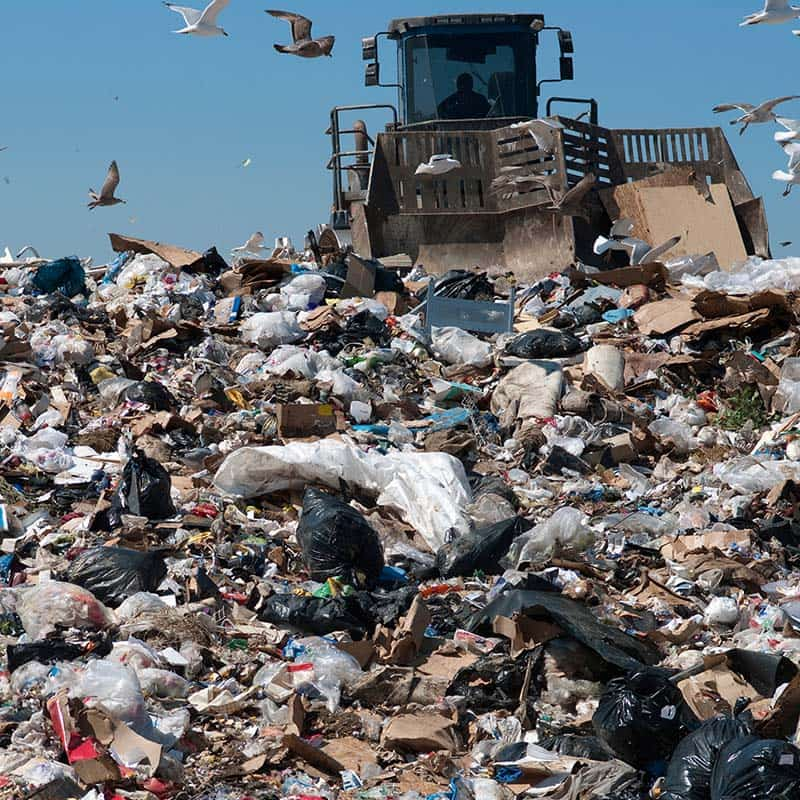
[387,14,544,37]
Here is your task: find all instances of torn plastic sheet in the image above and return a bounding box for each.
[213,439,473,550]
[467,590,661,672]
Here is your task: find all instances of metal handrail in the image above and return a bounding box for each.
[329,104,398,215]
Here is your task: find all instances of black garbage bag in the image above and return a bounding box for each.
[447,651,536,717]
[122,380,175,411]
[436,517,532,578]
[710,736,800,800]
[201,246,228,275]
[425,270,494,301]
[661,716,753,800]
[593,668,697,769]
[340,311,391,348]
[505,330,585,359]
[258,594,368,638]
[296,489,384,588]
[469,590,660,672]
[7,634,112,673]
[109,449,176,525]
[32,256,87,297]
[65,546,167,608]
[540,733,613,761]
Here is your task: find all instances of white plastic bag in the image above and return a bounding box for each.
[16,581,115,640]
[241,311,304,350]
[432,327,493,368]
[281,273,326,311]
[74,660,150,732]
[509,507,595,566]
[213,439,473,550]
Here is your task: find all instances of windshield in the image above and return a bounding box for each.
[404,31,536,124]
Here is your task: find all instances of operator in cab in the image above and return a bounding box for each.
[438,73,490,120]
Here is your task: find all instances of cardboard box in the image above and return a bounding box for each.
[277,403,337,439]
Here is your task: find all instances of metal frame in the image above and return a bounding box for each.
[327,104,398,224]
[424,280,516,338]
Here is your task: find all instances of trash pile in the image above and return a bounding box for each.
[3,228,800,799]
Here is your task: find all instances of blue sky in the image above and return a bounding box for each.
[1,1,798,263]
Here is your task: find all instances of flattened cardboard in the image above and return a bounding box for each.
[600,183,747,269]
[634,298,699,336]
[283,733,345,774]
[109,233,203,270]
[277,403,337,439]
[381,712,461,754]
[493,614,563,657]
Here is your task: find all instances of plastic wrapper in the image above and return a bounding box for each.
[73,660,151,733]
[704,596,740,627]
[213,439,472,551]
[508,507,596,567]
[16,581,115,641]
[296,488,384,588]
[241,311,304,350]
[281,273,327,311]
[122,380,175,411]
[592,668,696,769]
[115,591,169,621]
[432,327,493,368]
[661,716,752,800]
[505,330,584,359]
[109,449,176,524]
[437,517,532,578]
[138,667,191,698]
[710,736,800,800]
[714,457,800,494]
[108,638,163,671]
[649,418,697,455]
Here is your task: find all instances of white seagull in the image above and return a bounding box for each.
[163,0,231,37]
[783,141,800,172]
[773,168,800,196]
[741,0,800,25]
[713,95,800,134]
[231,231,267,256]
[775,117,800,143]
[415,154,462,176]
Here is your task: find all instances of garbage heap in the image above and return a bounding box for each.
[2,233,800,799]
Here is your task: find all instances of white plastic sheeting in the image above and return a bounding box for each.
[213,439,473,550]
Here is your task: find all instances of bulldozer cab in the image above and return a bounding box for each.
[323,13,769,280]
[391,15,541,127]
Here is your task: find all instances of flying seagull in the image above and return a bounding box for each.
[267,10,335,58]
[489,167,560,200]
[232,232,267,256]
[713,96,800,134]
[164,0,231,37]
[544,172,596,220]
[741,0,800,26]
[783,141,800,172]
[773,168,800,196]
[88,162,125,210]
[415,154,462,176]
[776,117,800,143]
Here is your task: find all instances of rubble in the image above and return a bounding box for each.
[2,222,800,800]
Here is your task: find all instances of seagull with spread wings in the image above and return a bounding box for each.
[88,162,126,210]
[713,96,800,134]
[741,0,800,26]
[164,0,231,37]
[267,10,335,58]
